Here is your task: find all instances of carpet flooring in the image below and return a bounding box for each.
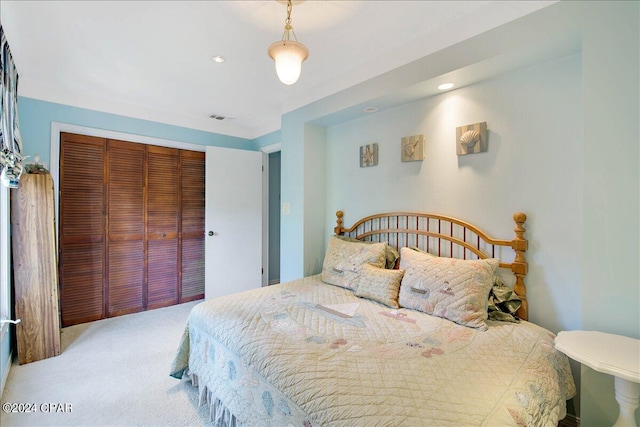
[0,301,210,426]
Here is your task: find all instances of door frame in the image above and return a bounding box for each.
[49,122,268,285]
[258,142,281,287]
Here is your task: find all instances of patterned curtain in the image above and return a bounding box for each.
[0,25,24,188]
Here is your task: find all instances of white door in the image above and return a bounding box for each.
[205,146,263,299]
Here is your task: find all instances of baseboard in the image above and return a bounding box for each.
[558,413,580,427]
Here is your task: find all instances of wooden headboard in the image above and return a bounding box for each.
[334,211,529,321]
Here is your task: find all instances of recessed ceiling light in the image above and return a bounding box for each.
[211,55,226,63]
[364,107,378,113]
[438,82,454,90]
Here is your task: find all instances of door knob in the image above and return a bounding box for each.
[208,231,216,236]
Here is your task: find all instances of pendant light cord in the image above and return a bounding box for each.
[281,0,299,42]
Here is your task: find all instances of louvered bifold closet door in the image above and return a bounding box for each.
[106,140,146,316]
[180,150,205,302]
[59,133,106,327]
[147,146,180,309]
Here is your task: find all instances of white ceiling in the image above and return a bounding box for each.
[0,1,556,140]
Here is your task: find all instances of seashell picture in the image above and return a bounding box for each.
[456,122,487,156]
[401,134,425,162]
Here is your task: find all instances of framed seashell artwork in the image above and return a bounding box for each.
[401,134,425,162]
[360,143,378,167]
[456,122,487,156]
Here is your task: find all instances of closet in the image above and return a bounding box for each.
[59,132,204,327]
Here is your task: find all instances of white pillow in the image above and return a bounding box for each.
[398,247,498,330]
[321,236,386,291]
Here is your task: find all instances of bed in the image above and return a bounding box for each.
[170,210,576,426]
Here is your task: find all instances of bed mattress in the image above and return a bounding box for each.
[171,274,575,426]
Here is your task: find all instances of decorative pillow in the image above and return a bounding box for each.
[488,276,522,323]
[398,247,498,330]
[335,235,399,269]
[321,237,386,291]
[385,245,400,269]
[355,263,405,308]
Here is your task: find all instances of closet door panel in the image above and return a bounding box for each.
[147,146,179,237]
[147,146,179,307]
[180,150,205,301]
[147,239,178,308]
[59,133,105,327]
[60,137,105,238]
[108,240,144,315]
[107,140,145,237]
[59,244,104,326]
[180,151,205,234]
[181,237,204,301]
[106,140,145,316]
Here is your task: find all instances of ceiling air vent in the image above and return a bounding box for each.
[209,114,234,121]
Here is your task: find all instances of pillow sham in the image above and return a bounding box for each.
[335,235,400,269]
[398,247,498,330]
[355,263,405,308]
[321,237,386,291]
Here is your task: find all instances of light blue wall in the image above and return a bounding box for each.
[325,53,583,335]
[278,2,639,424]
[277,0,584,285]
[0,330,9,398]
[280,112,307,281]
[17,97,252,167]
[580,2,639,426]
[252,130,281,151]
[302,124,326,277]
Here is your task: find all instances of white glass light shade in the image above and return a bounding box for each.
[268,40,309,85]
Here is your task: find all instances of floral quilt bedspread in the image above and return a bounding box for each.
[171,275,575,426]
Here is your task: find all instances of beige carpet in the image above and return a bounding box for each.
[0,301,210,426]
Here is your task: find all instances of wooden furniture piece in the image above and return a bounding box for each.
[11,172,61,364]
[334,210,529,320]
[59,132,205,327]
[555,331,640,427]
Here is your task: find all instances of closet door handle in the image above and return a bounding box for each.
[208,231,217,236]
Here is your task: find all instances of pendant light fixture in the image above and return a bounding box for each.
[267,0,309,85]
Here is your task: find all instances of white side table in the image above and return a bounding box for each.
[555,331,640,427]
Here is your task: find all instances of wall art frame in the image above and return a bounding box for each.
[360,143,378,167]
[456,122,487,156]
[401,134,425,162]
